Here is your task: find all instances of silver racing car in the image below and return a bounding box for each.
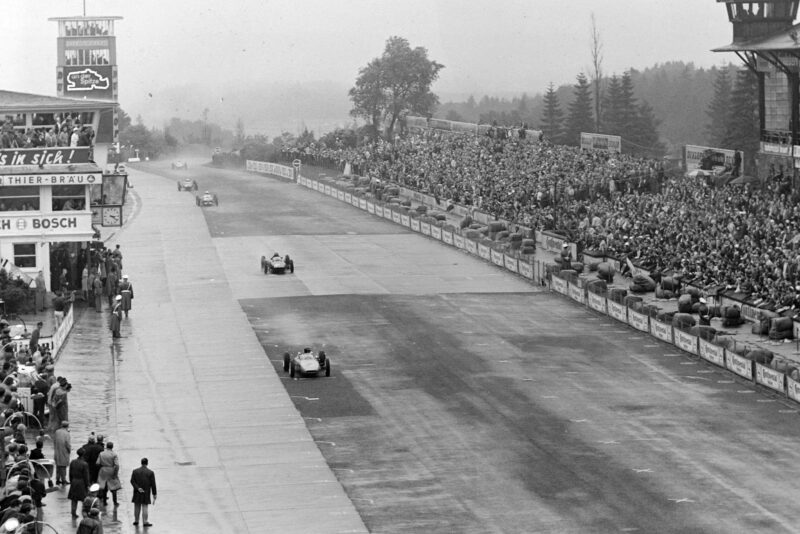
[284,348,331,378]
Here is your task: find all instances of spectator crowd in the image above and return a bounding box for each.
[281,127,800,309]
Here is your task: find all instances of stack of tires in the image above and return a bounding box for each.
[768,316,794,341]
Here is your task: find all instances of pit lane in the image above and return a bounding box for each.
[146,159,800,533]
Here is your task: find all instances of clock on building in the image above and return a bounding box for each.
[101,205,122,227]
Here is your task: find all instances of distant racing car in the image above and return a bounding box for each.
[196,191,218,206]
[284,348,331,378]
[261,253,294,274]
[177,177,197,191]
[172,160,188,170]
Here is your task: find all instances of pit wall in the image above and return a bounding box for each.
[247,161,800,406]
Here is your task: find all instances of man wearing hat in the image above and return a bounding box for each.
[68,448,91,518]
[118,274,133,318]
[110,295,122,338]
[53,421,71,486]
[559,242,573,271]
[82,483,102,518]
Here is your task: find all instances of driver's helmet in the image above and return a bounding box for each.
[204,191,210,194]
[272,252,280,258]
[303,347,311,353]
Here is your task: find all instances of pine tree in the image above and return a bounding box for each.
[706,68,733,147]
[564,73,595,146]
[723,69,760,173]
[629,101,666,158]
[618,71,639,134]
[601,75,622,135]
[539,83,565,143]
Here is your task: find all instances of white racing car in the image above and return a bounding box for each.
[177,177,197,191]
[196,190,218,206]
[261,253,295,274]
[284,348,331,378]
[172,160,188,170]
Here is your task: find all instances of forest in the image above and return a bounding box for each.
[436,61,750,159]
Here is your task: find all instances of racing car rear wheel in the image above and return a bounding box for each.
[283,352,290,372]
[325,359,331,377]
[289,362,296,378]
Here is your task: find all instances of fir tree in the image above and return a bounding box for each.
[564,73,595,146]
[723,69,760,173]
[539,83,564,143]
[705,68,732,147]
[629,101,666,158]
[601,75,622,135]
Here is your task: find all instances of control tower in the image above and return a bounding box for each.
[49,15,122,143]
[714,1,800,177]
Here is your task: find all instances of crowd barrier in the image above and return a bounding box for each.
[246,160,295,180]
[247,160,800,407]
[10,304,75,362]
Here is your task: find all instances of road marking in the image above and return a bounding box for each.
[332,468,354,473]
[291,396,320,401]
[621,529,641,532]
[757,399,776,403]
[717,380,734,384]
[522,378,533,382]
[633,468,653,473]
[697,370,715,374]
[570,419,589,423]
[351,498,374,504]
[737,390,756,394]
[497,360,510,363]
[679,362,697,365]
[668,498,695,504]
[683,376,709,381]
[644,344,659,348]
[541,395,558,399]
[304,417,322,422]
[316,441,336,446]
[597,440,619,445]
[779,409,799,413]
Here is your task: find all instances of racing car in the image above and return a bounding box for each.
[177,177,198,191]
[261,253,295,274]
[196,191,218,206]
[284,348,331,378]
[172,160,188,170]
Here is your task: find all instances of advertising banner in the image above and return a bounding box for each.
[325,185,332,195]
[683,145,738,172]
[442,230,453,245]
[392,211,401,224]
[726,350,753,380]
[0,213,93,238]
[410,218,421,232]
[63,65,113,99]
[674,330,698,355]
[431,226,442,240]
[569,284,585,305]
[587,292,607,314]
[628,309,649,332]
[504,254,518,273]
[650,321,673,344]
[465,239,476,254]
[0,173,102,187]
[477,243,489,260]
[0,147,93,167]
[608,300,627,322]
[491,249,504,266]
[309,180,317,190]
[374,204,383,218]
[551,276,568,295]
[383,206,393,220]
[401,214,410,227]
[698,340,725,368]
[367,202,375,214]
[535,230,577,259]
[788,376,800,403]
[755,363,785,393]
[519,260,533,279]
[351,195,359,207]
[580,132,622,153]
[421,222,431,236]
[338,190,345,201]
[344,192,352,203]
[454,234,466,250]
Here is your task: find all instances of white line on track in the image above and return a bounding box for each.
[668,498,695,504]
[683,376,709,381]
[632,468,653,473]
[291,396,320,401]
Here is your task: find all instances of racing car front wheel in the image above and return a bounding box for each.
[283,352,290,372]
[289,362,296,378]
[325,359,331,377]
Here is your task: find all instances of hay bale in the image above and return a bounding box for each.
[771,317,794,331]
[629,300,645,313]
[758,309,780,321]
[521,238,536,248]
[623,295,643,307]
[559,270,578,283]
[588,261,601,272]
[508,240,521,250]
[685,287,701,299]
[487,221,506,233]
[772,357,791,373]
[690,325,717,341]
[672,313,696,329]
[661,276,680,291]
[415,205,428,213]
[586,279,607,294]
[677,294,693,314]
[400,199,411,207]
[597,262,615,283]
[751,319,770,335]
[496,230,510,241]
[656,310,675,323]
[465,230,481,239]
[571,262,584,273]
[460,216,474,229]
[520,246,536,255]
[608,288,627,303]
[745,349,773,365]
[722,306,741,320]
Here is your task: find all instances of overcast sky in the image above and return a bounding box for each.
[2,0,738,126]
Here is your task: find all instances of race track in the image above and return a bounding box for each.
[146,159,800,534]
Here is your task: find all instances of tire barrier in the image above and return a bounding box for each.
[283,168,800,406]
